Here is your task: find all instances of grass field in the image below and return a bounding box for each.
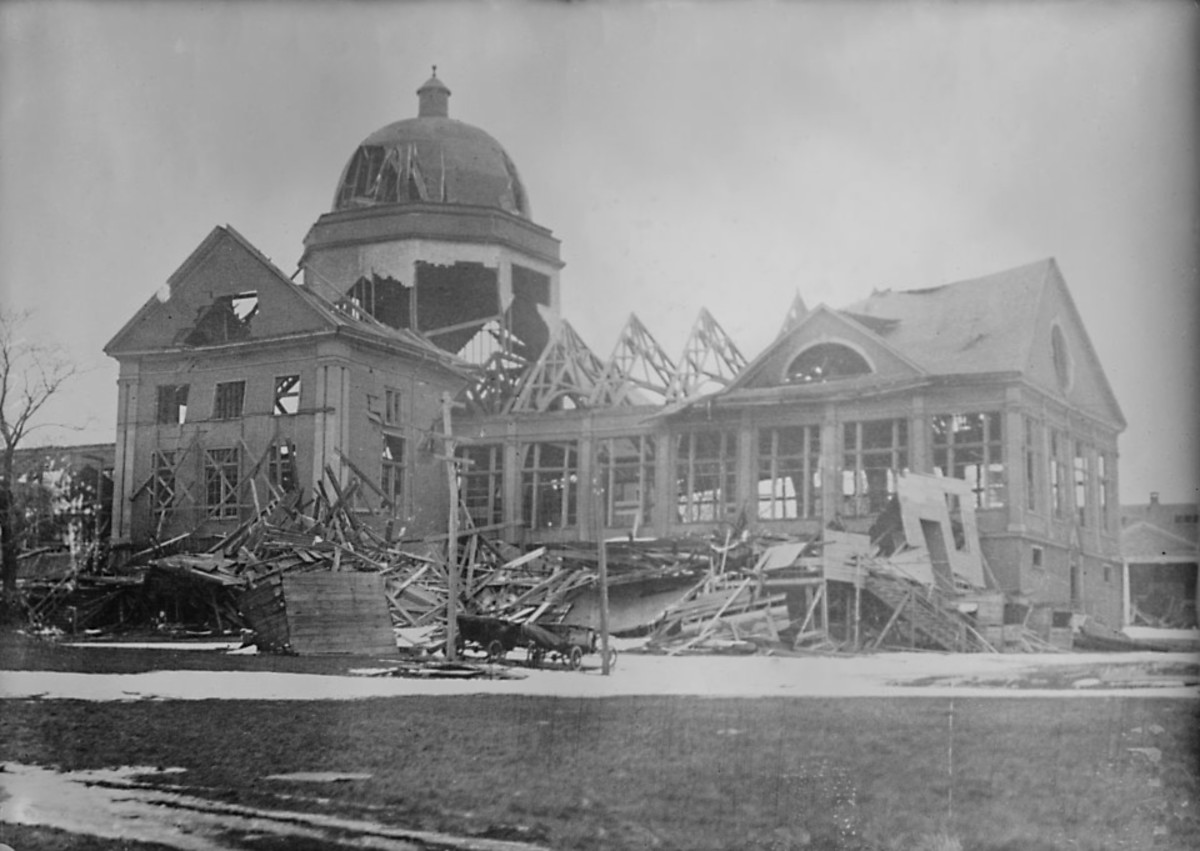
[2,693,1197,851]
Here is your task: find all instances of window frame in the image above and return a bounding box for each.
[842,418,908,517]
[381,433,406,514]
[203,447,242,520]
[156,384,189,425]
[756,424,821,520]
[521,441,579,530]
[597,435,657,529]
[213,380,246,420]
[675,429,739,524]
[458,443,504,527]
[931,412,1005,509]
[273,375,301,416]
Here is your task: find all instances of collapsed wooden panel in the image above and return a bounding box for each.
[242,572,397,656]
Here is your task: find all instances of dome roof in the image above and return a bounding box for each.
[332,72,530,218]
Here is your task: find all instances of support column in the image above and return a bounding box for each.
[111,371,139,542]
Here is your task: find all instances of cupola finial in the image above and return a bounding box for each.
[418,68,450,118]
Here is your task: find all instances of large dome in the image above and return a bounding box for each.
[332,73,531,218]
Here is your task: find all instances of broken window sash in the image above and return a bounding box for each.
[381,434,406,514]
[204,447,242,520]
[521,441,579,530]
[675,429,738,524]
[757,425,821,520]
[842,419,908,517]
[156,384,189,425]
[597,435,656,528]
[268,441,299,494]
[931,412,1004,509]
[273,375,301,416]
[786,342,872,384]
[458,443,504,527]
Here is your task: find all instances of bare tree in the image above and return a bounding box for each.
[1,310,77,621]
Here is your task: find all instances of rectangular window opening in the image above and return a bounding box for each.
[381,434,406,514]
[676,430,738,524]
[384,388,402,426]
[522,441,579,530]
[598,435,656,529]
[458,444,504,527]
[213,381,246,420]
[204,447,241,520]
[268,441,299,494]
[273,375,301,416]
[156,385,189,425]
[757,425,821,520]
[932,412,1005,509]
[1032,546,1044,569]
[842,419,907,518]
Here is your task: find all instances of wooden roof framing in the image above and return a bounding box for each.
[588,313,677,407]
[669,308,748,401]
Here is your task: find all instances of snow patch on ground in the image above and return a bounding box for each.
[2,651,1196,702]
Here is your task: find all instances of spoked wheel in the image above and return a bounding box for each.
[486,639,506,663]
[567,645,584,671]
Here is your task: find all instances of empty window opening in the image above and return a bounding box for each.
[758,425,821,520]
[676,430,738,524]
[1050,430,1066,519]
[345,274,412,329]
[1023,417,1040,512]
[213,381,246,420]
[786,343,872,384]
[458,444,504,527]
[268,441,299,494]
[1074,443,1090,527]
[521,441,579,530]
[1098,454,1113,531]
[1051,325,1072,391]
[1031,546,1044,569]
[842,419,908,517]
[598,436,657,529]
[932,412,1005,508]
[204,447,242,520]
[384,388,402,426]
[274,375,301,416]
[156,384,189,425]
[381,434,406,513]
[183,293,257,346]
[1128,563,1198,629]
[507,266,552,361]
[415,262,500,353]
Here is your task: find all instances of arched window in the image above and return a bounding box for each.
[786,343,872,384]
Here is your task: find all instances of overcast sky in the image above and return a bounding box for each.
[1,1,1196,504]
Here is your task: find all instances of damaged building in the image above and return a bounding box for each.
[1120,494,1199,636]
[104,73,1126,627]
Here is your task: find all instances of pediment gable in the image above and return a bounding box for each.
[731,305,925,391]
[106,226,334,356]
[1023,261,1125,428]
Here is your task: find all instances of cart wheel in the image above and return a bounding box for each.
[605,648,618,671]
[486,640,506,663]
[568,645,584,671]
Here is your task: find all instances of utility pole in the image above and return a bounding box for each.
[442,392,459,662]
[594,472,612,675]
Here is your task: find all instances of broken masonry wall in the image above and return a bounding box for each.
[337,339,466,538]
[118,339,322,544]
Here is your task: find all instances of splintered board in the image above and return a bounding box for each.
[241,572,397,656]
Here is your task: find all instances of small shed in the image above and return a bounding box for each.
[241,572,397,656]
